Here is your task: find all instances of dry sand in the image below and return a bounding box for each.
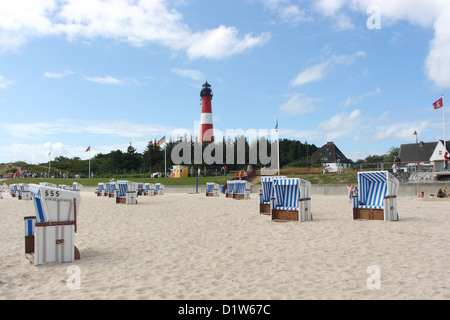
[0,189,449,300]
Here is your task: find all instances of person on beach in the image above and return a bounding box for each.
[437,189,445,198]
[347,183,353,203]
[238,171,242,180]
[443,187,448,197]
[418,191,424,198]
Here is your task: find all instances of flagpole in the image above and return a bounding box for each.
[48,148,51,177]
[89,147,91,179]
[164,134,167,178]
[442,95,446,153]
[276,117,280,175]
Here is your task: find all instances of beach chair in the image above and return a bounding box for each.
[233,180,251,200]
[0,183,7,199]
[24,184,81,265]
[40,182,57,188]
[95,183,104,196]
[109,182,117,198]
[115,180,138,204]
[143,183,155,196]
[206,182,219,197]
[225,180,235,198]
[271,178,312,222]
[136,182,145,196]
[259,176,286,214]
[72,182,83,192]
[103,182,109,196]
[18,183,32,200]
[352,171,399,221]
[155,183,164,195]
[10,184,18,197]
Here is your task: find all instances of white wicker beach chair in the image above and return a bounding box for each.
[143,183,155,196]
[24,184,81,265]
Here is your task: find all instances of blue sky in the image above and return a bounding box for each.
[1,0,450,164]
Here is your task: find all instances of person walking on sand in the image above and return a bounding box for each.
[238,171,242,180]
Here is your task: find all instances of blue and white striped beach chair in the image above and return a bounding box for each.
[10,184,18,198]
[352,171,399,221]
[206,182,219,197]
[155,183,164,195]
[259,176,286,214]
[103,182,111,196]
[271,178,312,222]
[95,183,104,196]
[136,182,144,196]
[72,182,83,192]
[25,184,81,265]
[18,183,32,200]
[108,182,117,198]
[143,183,155,196]
[115,180,138,204]
[225,180,235,198]
[233,180,251,200]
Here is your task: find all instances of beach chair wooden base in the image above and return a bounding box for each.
[272,209,299,222]
[233,194,245,200]
[25,235,34,254]
[206,192,214,197]
[226,193,233,198]
[25,246,80,264]
[260,203,270,215]
[12,194,16,197]
[109,193,115,198]
[353,208,384,220]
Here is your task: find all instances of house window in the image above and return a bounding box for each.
[439,151,442,156]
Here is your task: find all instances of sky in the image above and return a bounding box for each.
[1,0,450,165]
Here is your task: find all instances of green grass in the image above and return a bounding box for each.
[2,170,359,186]
[2,175,238,187]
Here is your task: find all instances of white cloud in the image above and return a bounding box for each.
[84,75,124,85]
[44,70,74,78]
[0,75,14,88]
[342,86,382,107]
[0,0,270,60]
[312,0,450,89]
[171,68,204,81]
[291,51,365,86]
[186,26,270,60]
[279,93,320,116]
[261,0,312,25]
[317,109,363,141]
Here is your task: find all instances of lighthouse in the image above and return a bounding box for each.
[200,81,214,143]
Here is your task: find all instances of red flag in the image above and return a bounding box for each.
[85,146,90,152]
[433,97,443,109]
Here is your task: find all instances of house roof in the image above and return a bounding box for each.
[310,142,353,164]
[398,140,450,162]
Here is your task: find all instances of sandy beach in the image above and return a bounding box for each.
[1,189,449,300]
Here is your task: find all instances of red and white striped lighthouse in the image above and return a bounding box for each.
[200,81,214,143]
